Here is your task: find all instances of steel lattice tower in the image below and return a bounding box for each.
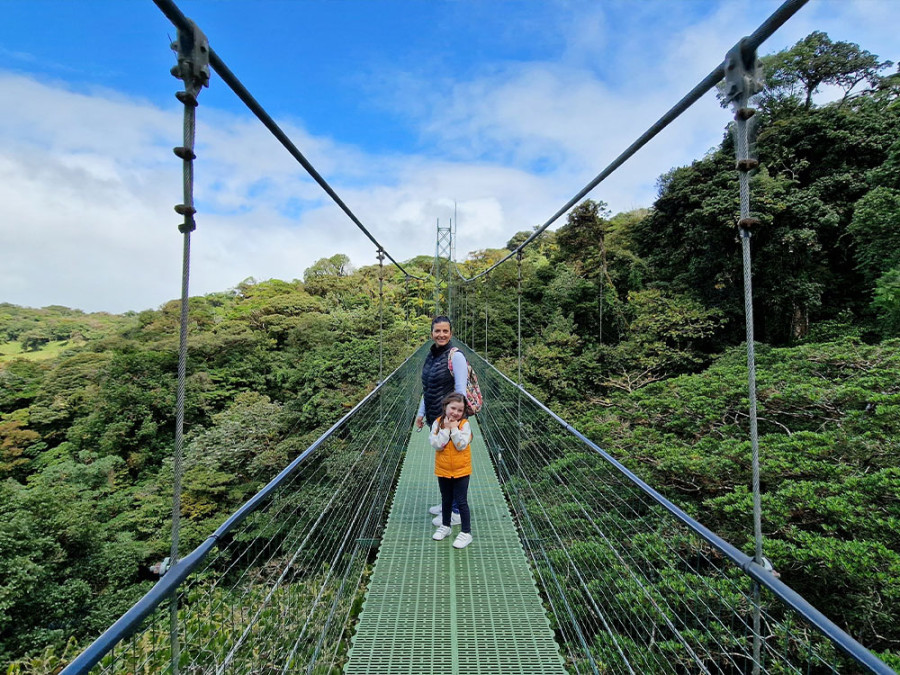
[432,218,452,315]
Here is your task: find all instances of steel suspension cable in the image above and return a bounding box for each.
[151,0,423,282]
[455,0,810,283]
[483,275,488,357]
[166,19,210,674]
[377,248,385,424]
[725,39,768,671]
[404,275,411,349]
[516,252,523,388]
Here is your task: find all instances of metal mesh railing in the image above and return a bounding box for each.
[65,346,426,675]
[463,344,892,675]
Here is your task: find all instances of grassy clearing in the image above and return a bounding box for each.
[0,340,74,363]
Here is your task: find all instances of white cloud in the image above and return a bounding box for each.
[1,1,894,313]
[0,71,562,313]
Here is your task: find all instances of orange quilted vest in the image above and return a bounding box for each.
[433,417,472,478]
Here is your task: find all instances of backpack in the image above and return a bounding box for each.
[448,347,483,416]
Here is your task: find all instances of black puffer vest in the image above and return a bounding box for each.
[422,341,455,424]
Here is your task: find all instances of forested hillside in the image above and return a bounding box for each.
[0,261,435,668]
[2,32,898,670]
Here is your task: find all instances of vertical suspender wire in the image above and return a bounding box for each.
[463,284,468,347]
[377,249,385,421]
[377,249,385,384]
[729,45,765,672]
[447,258,453,322]
[404,275,410,350]
[516,251,523,471]
[472,281,476,348]
[517,252,523,388]
[469,284,474,347]
[170,175,191,675]
[737,111,763,568]
[168,21,209,675]
[738,106,764,675]
[483,275,489,358]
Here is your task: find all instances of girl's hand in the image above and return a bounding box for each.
[447,420,460,430]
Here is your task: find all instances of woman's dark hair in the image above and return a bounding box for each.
[441,392,466,412]
[431,315,453,330]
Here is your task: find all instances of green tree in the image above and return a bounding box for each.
[760,31,892,110]
[303,253,353,282]
[848,186,900,286]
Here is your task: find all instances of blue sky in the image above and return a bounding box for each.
[0,0,896,313]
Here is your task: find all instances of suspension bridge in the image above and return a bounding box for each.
[57,0,895,673]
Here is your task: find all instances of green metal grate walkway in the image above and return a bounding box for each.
[345,418,566,675]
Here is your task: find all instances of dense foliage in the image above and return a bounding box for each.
[446,32,899,667]
[1,31,898,670]
[0,265,432,668]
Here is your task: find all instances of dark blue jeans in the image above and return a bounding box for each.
[438,475,471,533]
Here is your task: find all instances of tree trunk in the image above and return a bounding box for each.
[791,303,809,340]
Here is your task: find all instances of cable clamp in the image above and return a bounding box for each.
[736,159,759,172]
[175,91,199,107]
[722,38,763,107]
[170,19,210,93]
[148,557,171,577]
[178,218,197,234]
[173,146,197,161]
[174,204,197,217]
[735,107,756,121]
[738,217,761,231]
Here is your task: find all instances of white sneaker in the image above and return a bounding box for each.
[433,525,452,541]
[453,532,473,549]
[428,504,442,515]
[432,512,462,527]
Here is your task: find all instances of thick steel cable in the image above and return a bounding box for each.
[151,0,423,282]
[456,0,810,283]
[731,57,766,669]
[167,27,208,672]
[736,119,764,570]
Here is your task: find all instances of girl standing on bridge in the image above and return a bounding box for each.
[429,392,473,549]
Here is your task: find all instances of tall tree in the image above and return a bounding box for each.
[760,31,892,110]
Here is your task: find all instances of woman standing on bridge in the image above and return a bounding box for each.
[416,316,468,527]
